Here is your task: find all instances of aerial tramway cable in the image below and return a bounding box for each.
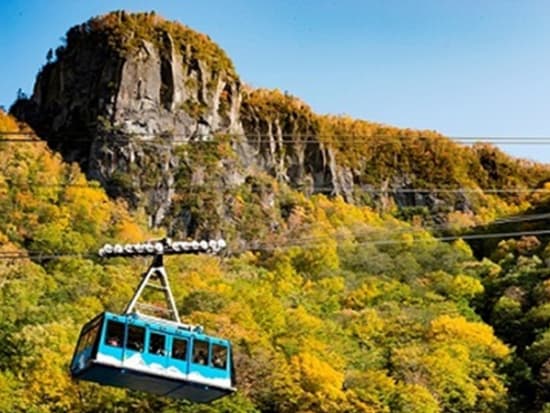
[1,227,550,261]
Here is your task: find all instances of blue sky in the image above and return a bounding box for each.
[1,0,550,162]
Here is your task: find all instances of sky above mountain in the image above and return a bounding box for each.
[1,0,550,162]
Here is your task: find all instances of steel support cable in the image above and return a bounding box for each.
[4,131,550,142]
[1,226,550,261]
[1,188,550,258]
[1,179,550,194]
[241,228,550,254]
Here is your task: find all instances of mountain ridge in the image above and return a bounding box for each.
[10,11,550,239]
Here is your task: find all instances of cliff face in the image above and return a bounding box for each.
[12,12,244,226]
[11,11,550,236]
[240,89,354,200]
[12,11,359,231]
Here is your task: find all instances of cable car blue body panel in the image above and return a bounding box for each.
[70,312,235,403]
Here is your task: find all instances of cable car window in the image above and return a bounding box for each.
[149,333,166,356]
[172,338,188,361]
[192,340,209,365]
[76,336,86,354]
[105,320,124,347]
[87,324,101,348]
[211,344,227,370]
[76,331,89,354]
[127,325,145,352]
[77,323,100,354]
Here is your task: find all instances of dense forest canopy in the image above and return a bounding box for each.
[2,106,550,412]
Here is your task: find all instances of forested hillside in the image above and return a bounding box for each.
[0,110,521,412]
[3,10,550,413]
[467,197,550,412]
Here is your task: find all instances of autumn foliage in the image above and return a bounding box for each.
[0,111,528,412]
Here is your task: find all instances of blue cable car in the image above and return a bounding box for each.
[70,240,236,402]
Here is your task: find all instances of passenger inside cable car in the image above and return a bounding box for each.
[71,240,235,403]
[70,312,236,403]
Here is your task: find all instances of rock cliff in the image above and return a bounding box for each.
[11,11,360,232]
[241,89,354,200]
[11,11,550,237]
[12,11,244,227]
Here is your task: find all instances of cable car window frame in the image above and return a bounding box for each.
[76,320,101,355]
[148,332,166,356]
[171,337,188,361]
[127,324,145,352]
[192,339,209,365]
[211,344,228,370]
[105,320,125,348]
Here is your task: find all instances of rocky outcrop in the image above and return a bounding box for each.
[240,89,355,200]
[11,11,548,236]
[12,11,364,231]
[12,11,244,227]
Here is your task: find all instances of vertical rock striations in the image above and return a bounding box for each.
[12,11,244,227]
[240,88,353,200]
[11,11,550,236]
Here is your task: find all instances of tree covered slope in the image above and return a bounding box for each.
[0,110,518,412]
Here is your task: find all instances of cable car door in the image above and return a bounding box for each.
[122,321,146,371]
[168,335,190,378]
[147,330,169,372]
